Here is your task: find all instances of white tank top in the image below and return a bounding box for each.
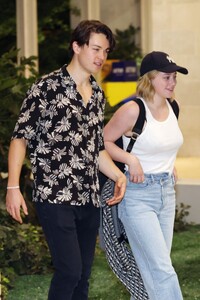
[122,98,183,174]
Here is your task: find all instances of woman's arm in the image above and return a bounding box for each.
[104,101,144,183]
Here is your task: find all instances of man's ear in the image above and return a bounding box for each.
[72,41,81,54]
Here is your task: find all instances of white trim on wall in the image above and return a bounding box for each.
[140,0,152,54]
[16,0,38,75]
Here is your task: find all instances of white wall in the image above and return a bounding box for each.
[141,0,200,157]
[100,0,140,31]
[71,0,140,31]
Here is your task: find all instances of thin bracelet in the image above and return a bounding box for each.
[7,186,20,190]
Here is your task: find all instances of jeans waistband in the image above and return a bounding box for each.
[125,171,174,184]
[144,172,174,184]
[144,172,171,180]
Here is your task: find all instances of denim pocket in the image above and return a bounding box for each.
[127,178,151,190]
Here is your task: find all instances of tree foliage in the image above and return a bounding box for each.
[0,0,74,75]
[37,0,73,74]
[0,48,38,174]
[0,0,16,55]
[109,25,142,62]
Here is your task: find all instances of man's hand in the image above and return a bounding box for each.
[106,174,126,206]
[6,189,28,224]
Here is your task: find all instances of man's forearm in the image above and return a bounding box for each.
[99,149,125,182]
[7,138,27,187]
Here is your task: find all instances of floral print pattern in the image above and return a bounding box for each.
[12,65,105,206]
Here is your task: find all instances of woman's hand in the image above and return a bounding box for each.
[173,167,178,183]
[128,154,144,183]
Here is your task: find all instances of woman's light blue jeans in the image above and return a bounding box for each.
[118,172,183,300]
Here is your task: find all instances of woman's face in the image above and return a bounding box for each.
[151,72,177,99]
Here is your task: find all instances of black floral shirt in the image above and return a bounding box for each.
[12,65,106,206]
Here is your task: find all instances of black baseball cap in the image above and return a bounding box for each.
[140,51,188,76]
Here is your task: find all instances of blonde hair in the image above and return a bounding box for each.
[136,70,174,103]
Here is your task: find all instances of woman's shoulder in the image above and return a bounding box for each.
[115,100,141,119]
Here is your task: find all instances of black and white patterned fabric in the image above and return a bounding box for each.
[100,179,149,299]
[12,65,105,206]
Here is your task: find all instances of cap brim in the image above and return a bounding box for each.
[159,64,188,75]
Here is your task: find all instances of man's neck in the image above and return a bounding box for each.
[67,61,91,86]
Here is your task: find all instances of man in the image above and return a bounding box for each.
[6,20,126,300]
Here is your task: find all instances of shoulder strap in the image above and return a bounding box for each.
[126,97,146,153]
[167,98,179,119]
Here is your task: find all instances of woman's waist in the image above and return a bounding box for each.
[125,171,174,184]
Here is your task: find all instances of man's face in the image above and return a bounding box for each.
[75,32,110,75]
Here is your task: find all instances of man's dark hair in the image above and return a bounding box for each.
[69,20,115,58]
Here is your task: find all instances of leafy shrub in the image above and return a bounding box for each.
[0,47,38,174]
[174,202,191,232]
[0,205,52,298]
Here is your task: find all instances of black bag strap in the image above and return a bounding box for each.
[126,97,146,153]
[167,98,179,119]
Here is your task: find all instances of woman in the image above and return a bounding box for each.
[104,51,188,300]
